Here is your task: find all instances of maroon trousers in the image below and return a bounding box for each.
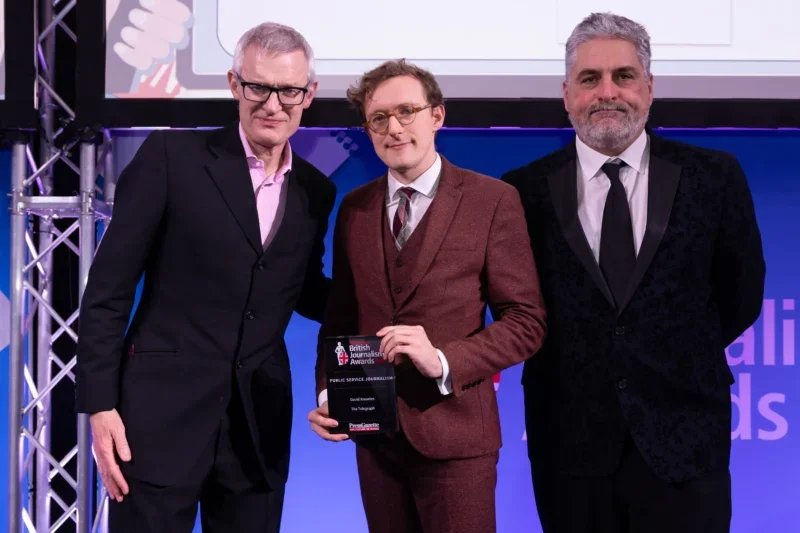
[355,432,498,533]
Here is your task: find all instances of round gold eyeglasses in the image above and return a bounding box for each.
[363,104,433,133]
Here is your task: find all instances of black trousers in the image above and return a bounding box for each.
[529,435,731,533]
[109,391,284,533]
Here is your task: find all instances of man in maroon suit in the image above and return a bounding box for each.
[308,59,547,533]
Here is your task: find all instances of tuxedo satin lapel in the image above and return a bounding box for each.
[204,157,262,254]
[364,176,394,312]
[548,159,615,307]
[616,154,681,313]
[394,160,462,310]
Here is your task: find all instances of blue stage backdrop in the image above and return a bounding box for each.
[1,128,797,532]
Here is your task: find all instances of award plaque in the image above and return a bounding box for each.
[324,335,398,435]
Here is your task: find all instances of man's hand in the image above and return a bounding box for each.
[377,325,443,379]
[90,409,131,502]
[308,402,349,442]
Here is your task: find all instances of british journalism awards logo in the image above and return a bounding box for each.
[335,342,349,366]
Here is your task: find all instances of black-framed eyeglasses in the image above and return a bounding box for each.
[364,104,433,133]
[236,74,309,106]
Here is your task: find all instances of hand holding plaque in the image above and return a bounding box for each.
[377,325,443,379]
[308,401,350,442]
[323,335,398,435]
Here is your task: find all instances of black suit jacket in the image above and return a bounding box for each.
[75,123,336,489]
[502,133,765,483]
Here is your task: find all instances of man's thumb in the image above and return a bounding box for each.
[113,427,132,462]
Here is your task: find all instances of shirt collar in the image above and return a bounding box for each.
[575,129,647,182]
[387,153,442,201]
[239,122,292,184]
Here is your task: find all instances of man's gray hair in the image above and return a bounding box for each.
[565,12,651,78]
[232,22,316,82]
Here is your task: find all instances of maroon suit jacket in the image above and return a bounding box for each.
[316,156,547,460]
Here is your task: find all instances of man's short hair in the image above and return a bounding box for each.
[346,59,444,118]
[565,12,652,78]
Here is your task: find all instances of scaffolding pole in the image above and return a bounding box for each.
[77,142,97,533]
[36,0,56,528]
[9,142,29,533]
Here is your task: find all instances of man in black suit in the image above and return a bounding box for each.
[502,12,765,533]
[75,22,335,533]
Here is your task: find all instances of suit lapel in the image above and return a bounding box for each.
[364,176,394,311]
[616,151,681,313]
[548,150,615,306]
[260,170,300,259]
[394,158,462,310]
[205,124,262,253]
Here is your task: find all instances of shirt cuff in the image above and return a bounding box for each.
[318,389,328,407]
[435,349,453,395]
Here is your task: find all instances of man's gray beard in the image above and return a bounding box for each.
[569,110,648,154]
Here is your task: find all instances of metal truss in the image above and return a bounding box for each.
[8,1,116,532]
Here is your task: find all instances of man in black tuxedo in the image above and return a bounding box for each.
[75,22,335,533]
[502,12,766,533]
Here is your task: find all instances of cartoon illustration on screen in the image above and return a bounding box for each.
[96,0,800,102]
[105,0,192,98]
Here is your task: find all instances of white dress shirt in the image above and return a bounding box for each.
[317,155,452,408]
[386,154,442,243]
[575,130,650,262]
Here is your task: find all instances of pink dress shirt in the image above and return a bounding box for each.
[239,123,292,247]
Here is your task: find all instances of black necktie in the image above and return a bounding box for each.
[599,160,636,308]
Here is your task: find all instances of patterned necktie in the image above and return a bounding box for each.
[599,160,636,308]
[392,187,416,248]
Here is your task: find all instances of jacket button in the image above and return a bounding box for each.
[245,311,254,320]
[395,259,403,267]
[614,326,626,335]
[257,262,265,270]
[394,287,402,294]
[618,379,627,389]
[391,317,399,325]
[236,361,243,370]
